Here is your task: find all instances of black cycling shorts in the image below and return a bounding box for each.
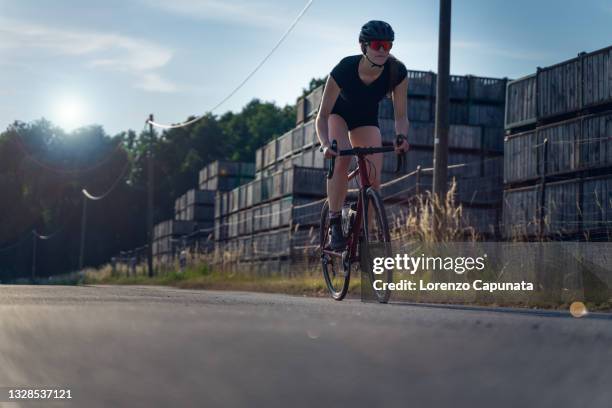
[331,98,379,131]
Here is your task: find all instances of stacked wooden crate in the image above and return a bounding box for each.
[503,45,612,240]
[151,161,255,263]
[174,189,215,229]
[152,219,200,261]
[214,166,327,262]
[255,120,324,179]
[153,161,253,261]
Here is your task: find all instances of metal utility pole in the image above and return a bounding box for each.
[79,194,87,270]
[432,0,452,240]
[147,114,155,277]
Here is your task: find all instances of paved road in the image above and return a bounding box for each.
[0,285,611,408]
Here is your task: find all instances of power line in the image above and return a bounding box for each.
[0,209,77,252]
[147,0,315,130]
[82,152,134,201]
[81,121,149,199]
[32,224,65,240]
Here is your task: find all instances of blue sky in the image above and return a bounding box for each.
[1,0,611,135]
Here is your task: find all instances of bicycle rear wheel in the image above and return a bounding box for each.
[361,187,392,303]
[320,200,350,300]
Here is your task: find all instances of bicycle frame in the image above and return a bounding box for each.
[322,153,372,263]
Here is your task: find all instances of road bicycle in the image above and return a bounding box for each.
[319,137,404,303]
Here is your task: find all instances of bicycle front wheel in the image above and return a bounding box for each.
[320,200,350,301]
[361,187,392,303]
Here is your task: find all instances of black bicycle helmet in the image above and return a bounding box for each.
[359,20,395,43]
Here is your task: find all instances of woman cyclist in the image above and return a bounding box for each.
[316,20,410,250]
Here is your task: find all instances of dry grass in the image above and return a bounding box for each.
[390,178,478,242]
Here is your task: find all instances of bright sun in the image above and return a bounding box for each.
[54,96,87,131]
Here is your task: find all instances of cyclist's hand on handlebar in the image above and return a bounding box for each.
[394,134,409,154]
[321,144,338,159]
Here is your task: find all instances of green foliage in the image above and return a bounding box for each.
[301,77,327,97]
[219,99,295,161]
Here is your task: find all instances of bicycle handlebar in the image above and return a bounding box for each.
[336,146,395,156]
[321,135,407,179]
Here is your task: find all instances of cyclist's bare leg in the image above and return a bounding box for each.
[327,114,352,213]
[349,126,383,189]
[349,126,383,231]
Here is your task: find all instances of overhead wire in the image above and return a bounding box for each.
[86,122,152,195]
[32,226,64,240]
[82,151,136,200]
[147,0,315,130]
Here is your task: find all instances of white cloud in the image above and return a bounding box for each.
[0,18,178,92]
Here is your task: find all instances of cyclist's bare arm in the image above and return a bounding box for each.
[316,76,341,158]
[392,77,409,152]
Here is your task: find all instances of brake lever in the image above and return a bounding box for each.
[321,140,337,179]
[395,134,407,174]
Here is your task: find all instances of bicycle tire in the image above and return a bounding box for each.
[320,200,350,300]
[362,187,392,303]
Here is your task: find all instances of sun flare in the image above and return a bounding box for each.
[54,96,87,131]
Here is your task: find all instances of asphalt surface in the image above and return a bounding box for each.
[0,285,611,408]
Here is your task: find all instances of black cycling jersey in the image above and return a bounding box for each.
[330,54,407,130]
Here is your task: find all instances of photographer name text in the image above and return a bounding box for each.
[373,279,534,292]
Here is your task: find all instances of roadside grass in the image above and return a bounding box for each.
[81,262,362,297]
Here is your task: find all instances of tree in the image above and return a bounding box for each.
[301,77,327,97]
[219,99,294,161]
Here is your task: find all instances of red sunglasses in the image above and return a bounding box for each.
[368,40,393,52]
